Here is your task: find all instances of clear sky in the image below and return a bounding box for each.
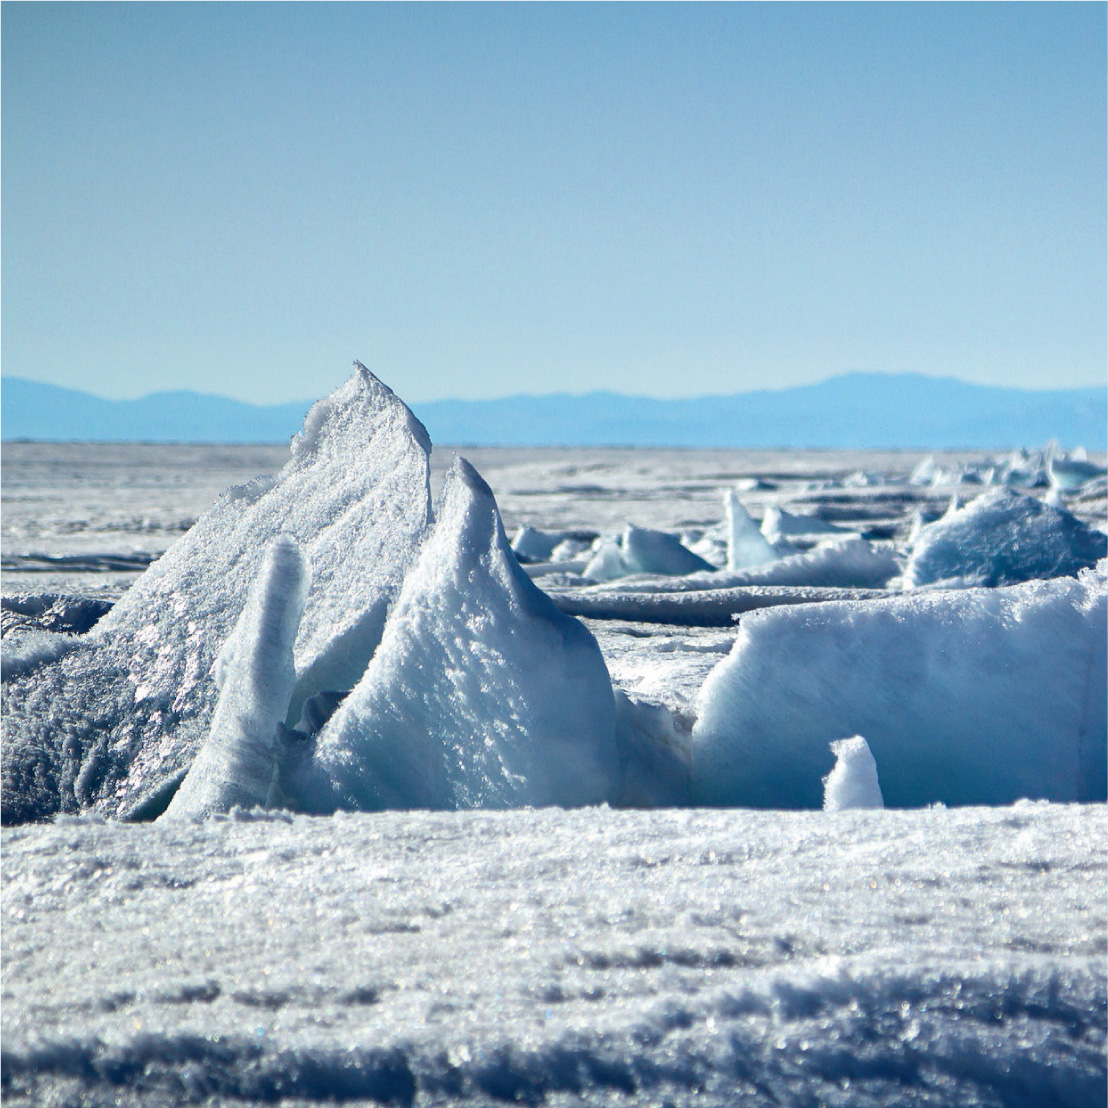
[3,2,1105,404]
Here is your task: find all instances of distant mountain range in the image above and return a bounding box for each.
[3,373,1105,450]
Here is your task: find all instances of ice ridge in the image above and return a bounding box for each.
[287,457,619,813]
[1,366,432,823]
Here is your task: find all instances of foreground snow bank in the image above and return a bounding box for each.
[692,571,1107,808]
[3,804,1103,1108]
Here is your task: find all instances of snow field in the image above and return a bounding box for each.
[3,803,1104,1107]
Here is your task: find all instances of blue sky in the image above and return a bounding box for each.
[3,3,1105,404]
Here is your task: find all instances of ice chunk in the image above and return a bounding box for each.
[288,458,618,812]
[691,574,1107,808]
[761,506,849,542]
[1,365,431,823]
[822,736,884,810]
[1048,452,1107,493]
[611,691,691,807]
[583,536,628,582]
[621,524,716,576]
[903,487,1107,589]
[578,536,899,593]
[724,491,779,571]
[511,525,561,563]
[163,537,307,819]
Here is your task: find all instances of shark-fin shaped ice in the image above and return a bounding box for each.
[1,364,431,823]
[288,457,619,813]
[163,536,307,819]
[725,491,778,571]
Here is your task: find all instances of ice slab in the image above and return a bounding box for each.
[761,505,849,541]
[550,584,890,626]
[691,572,1107,808]
[288,458,618,812]
[1,366,432,823]
[163,537,307,819]
[823,736,884,810]
[903,487,1107,589]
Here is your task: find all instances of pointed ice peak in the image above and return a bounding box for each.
[292,454,618,813]
[292,360,431,462]
[724,490,778,571]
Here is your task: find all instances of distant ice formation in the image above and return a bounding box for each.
[724,491,778,571]
[823,736,884,811]
[691,571,1107,808]
[287,458,618,813]
[584,524,716,581]
[903,487,1107,589]
[1,366,432,823]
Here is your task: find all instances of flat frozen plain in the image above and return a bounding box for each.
[4,803,1104,1107]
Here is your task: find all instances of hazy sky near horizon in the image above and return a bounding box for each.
[3,3,1105,405]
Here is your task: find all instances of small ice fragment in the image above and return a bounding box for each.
[725,491,778,571]
[823,736,884,811]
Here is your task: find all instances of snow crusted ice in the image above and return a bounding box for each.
[1,365,432,822]
[287,457,618,813]
[903,486,1107,588]
[823,736,885,811]
[3,804,1104,1108]
[691,571,1107,809]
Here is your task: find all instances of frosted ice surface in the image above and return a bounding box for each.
[621,524,717,576]
[289,458,618,812]
[4,804,1104,1108]
[692,573,1107,808]
[823,735,884,810]
[724,490,778,570]
[903,487,1107,588]
[584,536,631,581]
[1,366,431,822]
[510,524,561,562]
[761,505,849,541]
[163,537,307,819]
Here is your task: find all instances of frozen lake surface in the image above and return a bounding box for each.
[2,429,1106,1105]
[4,803,1105,1107]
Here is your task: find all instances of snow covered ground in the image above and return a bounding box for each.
[4,804,1105,1107]
[2,370,1106,1104]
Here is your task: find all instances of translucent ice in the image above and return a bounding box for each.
[761,505,849,542]
[621,524,717,576]
[692,573,1107,808]
[823,736,884,811]
[724,491,778,571]
[288,458,619,812]
[1,366,431,823]
[163,537,307,819]
[903,487,1107,589]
